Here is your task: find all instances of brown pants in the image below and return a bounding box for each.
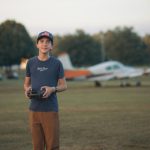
[29,111,59,150]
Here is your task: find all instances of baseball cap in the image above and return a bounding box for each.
[37,31,53,44]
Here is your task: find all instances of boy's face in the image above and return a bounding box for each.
[36,37,53,54]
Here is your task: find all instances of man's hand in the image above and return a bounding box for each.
[41,86,55,98]
[25,87,32,98]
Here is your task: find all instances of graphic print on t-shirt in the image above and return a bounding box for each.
[37,67,48,72]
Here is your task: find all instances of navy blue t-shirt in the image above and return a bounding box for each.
[26,56,64,112]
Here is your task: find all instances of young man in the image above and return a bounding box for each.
[24,31,67,150]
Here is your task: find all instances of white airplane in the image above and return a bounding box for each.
[58,53,150,87]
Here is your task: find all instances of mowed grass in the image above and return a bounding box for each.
[0,77,150,150]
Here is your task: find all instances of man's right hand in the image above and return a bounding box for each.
[25,87,32,98]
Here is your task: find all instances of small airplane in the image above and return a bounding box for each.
[58,53,150,87]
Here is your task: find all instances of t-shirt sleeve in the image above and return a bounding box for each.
[26,60,31,77]
[58,61,64,79]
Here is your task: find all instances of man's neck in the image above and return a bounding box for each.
[38,53,50,61]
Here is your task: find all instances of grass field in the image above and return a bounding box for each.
[0,76,150,150]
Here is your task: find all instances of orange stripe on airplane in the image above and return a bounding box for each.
[64,70,92,79]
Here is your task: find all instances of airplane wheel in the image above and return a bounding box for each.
[125,83,131,87]
[95,81,101,87]
[120,83,125,87]
[136,81,141,87]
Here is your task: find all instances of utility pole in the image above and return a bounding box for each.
[100,32,105,62]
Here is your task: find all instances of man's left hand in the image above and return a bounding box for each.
[41,86,55,98]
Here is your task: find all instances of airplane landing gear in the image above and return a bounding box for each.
[120,81,131,87]
[136,81,141,87]
[95,81,102,87]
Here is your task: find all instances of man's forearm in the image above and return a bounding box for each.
[55,84,67,92]
[55,78,67,92]
[24,84,31,91]
[24,77,31,91]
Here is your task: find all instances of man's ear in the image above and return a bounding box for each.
[49,44,53,51]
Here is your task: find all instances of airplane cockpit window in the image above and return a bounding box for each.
[113,64,120,69]
[106,66,112,70]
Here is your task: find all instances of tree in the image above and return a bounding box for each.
[58,30,102,67]
[52,35,62,56]
[143,34,150,64]
[0,20,36,66]
[104,27,149,65]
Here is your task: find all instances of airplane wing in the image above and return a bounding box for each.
[114,67,144,79]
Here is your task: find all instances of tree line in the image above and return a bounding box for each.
[0,20,150,67]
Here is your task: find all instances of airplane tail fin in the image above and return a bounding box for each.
[58,53,74,70]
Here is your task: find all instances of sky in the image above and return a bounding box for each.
[0,0,150,36]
